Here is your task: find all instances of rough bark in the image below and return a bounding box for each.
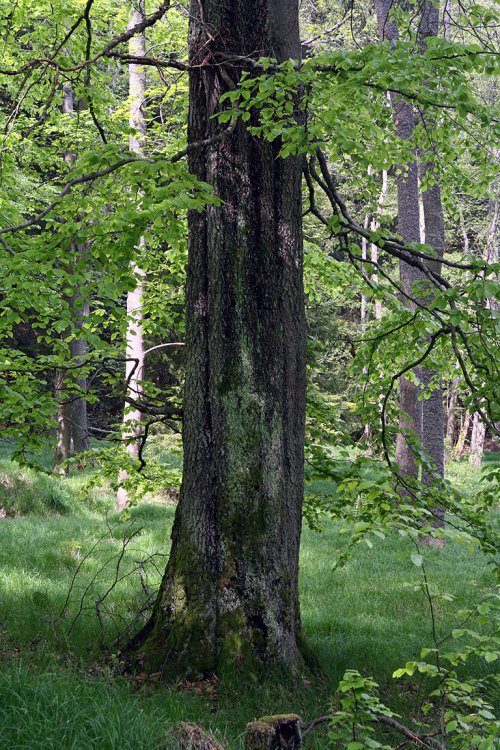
[374,0,423,480]
[128,0,305,677]
[117,0,147,512]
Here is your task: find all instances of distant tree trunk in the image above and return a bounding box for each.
[117,0,147,512]
[371,169,387,322]
[54,82,90,469]
[455,409,471,457]
[69,237,90,454]
[469,412,486,469]
[467,181,498,471]
[374,0,423,480]
[446,376,459,445]
[127,0,305,677]
[54,367,71,474]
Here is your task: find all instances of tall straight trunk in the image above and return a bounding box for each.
[69,239,90,454]
[418,1,445,539]
[128,0,305,677]
[117,0,147,512]
[54,83,89,468]
[374,0,423,480]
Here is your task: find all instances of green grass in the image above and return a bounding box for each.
[0,453,497,748]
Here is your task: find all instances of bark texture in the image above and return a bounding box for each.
[128,0,305,677]
[117,0,147,511]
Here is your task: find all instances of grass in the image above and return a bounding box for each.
[0,451,497,748]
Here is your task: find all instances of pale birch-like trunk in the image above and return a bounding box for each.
[117,0,147,511]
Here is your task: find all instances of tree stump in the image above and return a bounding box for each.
[245,715,302,749]
[177,722,227,750]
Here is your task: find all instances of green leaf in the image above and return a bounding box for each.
[411,553,423,567]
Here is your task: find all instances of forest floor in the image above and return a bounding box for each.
[0,447,498,749]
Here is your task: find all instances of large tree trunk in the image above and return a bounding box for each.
[117,0,147,512]
[128,0,305,677]
[374,0,423,480]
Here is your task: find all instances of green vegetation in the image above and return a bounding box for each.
[0,453,496,748]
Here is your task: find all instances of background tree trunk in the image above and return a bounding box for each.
[455,409,471,457]
[374,0,423,480]
[419,1,445,537]
[371,169,387,322]
[469,412,486,469]
[54,83,89,469]
[128,0,305,677]
[117,0,147,512]
[446,376,459,446]
[69,240,90,454]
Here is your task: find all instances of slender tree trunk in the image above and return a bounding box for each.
[54,367,71,474]
[371,169,387,322]
[117,0,147,512]
[469,412,486,469]
[69,239,90,454]
[418,2,446,541]
[374,0,423,480]
[128,0,305,677]
[446,376,459,445]
[466,180,499,471]
[54,83,90,469]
